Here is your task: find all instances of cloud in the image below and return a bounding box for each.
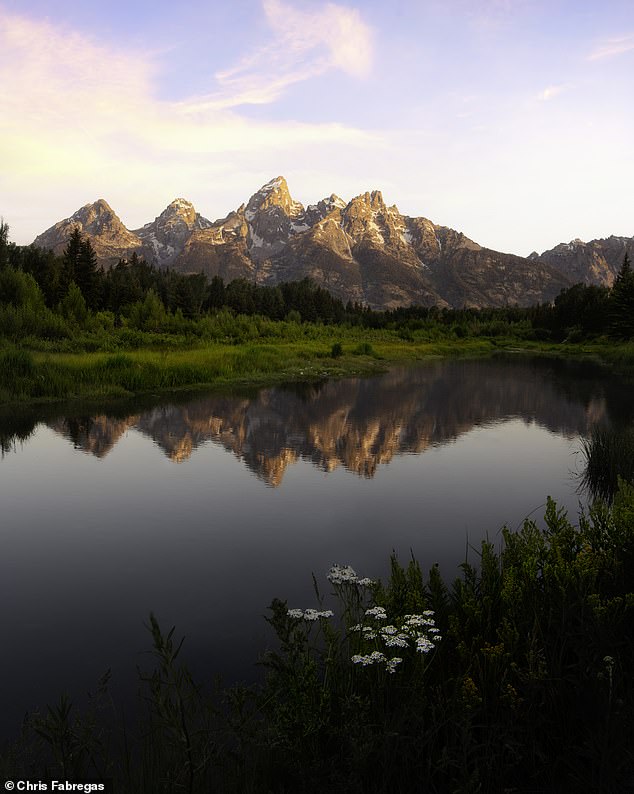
[0,6,376,242]
[537,84,568,101]
[587,33,634,61]
[187,0,374,111]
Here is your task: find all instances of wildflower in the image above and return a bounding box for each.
[365,606,387,620]
[351,651,386,666]
[287,608,334,621]
[415,636,434,653]
[385,657,403,674]
[403,613,436,628]
[349,602,440,674]
[304,609,334,621]
[357,577,375,587]
[380,625,397,635]
[327,564,359,584]
[383,632,409,648]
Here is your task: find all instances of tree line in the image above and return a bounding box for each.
[1,220,633,340]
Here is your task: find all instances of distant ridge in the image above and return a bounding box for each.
[34,176,630,309]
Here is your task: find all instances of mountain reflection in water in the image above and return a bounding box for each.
[2,355,632,741]
[37,356,627,487]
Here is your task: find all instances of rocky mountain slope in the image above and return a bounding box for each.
[33,199,143,265]
[34,176,580,308]
[532,235,634,287]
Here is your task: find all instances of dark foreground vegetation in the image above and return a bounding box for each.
[2,484,634,793]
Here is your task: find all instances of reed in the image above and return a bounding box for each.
[581,425,634,501]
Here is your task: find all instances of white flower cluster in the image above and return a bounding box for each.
[327,563,375,587]
[352,650,386,666]
[351,651,404,674]
[365,606,387,620]
[350,608,441,673]
[287,608,334,621]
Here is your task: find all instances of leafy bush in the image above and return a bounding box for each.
[354,341,375,356]
[330,341,343,358]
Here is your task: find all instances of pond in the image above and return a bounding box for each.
[1,354,631,739]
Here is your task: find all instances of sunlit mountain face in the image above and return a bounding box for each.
[33,177,574,309]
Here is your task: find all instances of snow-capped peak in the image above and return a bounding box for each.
[261,176,287,192]
[167,198,195,210]
[245,176,304,219]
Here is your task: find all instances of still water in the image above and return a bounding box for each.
[1,355,630,737]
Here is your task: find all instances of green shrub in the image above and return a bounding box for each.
[0,348,35,381]
[354,341,375,356]
[59,282,89,327]
[330,341,343,358]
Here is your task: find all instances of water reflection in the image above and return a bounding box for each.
[12,356,627,486]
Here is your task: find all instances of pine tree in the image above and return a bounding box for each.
[0,218,9,270]
[609,252,634,338]
[61,227,83,292]
[61,228,100,308]
[77,237,99,309]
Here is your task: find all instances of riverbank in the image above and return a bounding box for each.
[2,334,634,405]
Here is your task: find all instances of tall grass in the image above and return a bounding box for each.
[0,343,384,404]
[581,425,634,501]
[0,334,514,405]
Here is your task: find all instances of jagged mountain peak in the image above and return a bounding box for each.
[33,180,590,309]
[245,175,304,219]
[325,193,347,210]
[165,197,196,213]
[349,190,386,210]
[537,233,634,287]
[134,198,213,266]
[153,198,197,227]
[82,198,114,212]
[70,198,119,224]
[33,199,141,263]
[51,199,129,238]
[261,175,288,193]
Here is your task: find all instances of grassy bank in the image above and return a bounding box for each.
[0,335,494,404]
[2,330,634,405]
[2,485,633,792]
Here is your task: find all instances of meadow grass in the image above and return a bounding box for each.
[1,319,633,406]
[0,336,496,404]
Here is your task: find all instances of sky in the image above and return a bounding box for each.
[1,0,633,255]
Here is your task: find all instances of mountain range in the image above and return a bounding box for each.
[33,177,634,309]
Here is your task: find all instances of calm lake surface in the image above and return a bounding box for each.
[1,355,631,738]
